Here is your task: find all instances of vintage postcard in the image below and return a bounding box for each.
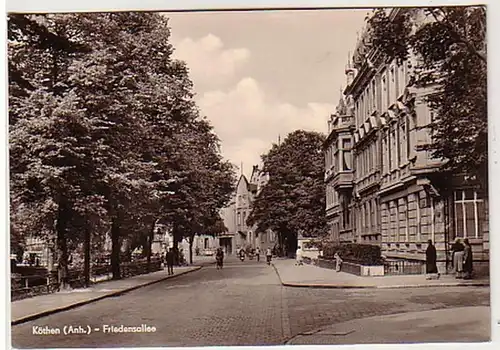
[7,2,493,349]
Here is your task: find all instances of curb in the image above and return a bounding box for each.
[272,264,489,290]
[11,266,203,326]
[282,282,489,289]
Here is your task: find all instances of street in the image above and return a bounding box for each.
[11,257,490,348]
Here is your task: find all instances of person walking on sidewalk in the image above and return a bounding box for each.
[463,238,474,279]
[266,247,272,265]
[255,246,261,262]
[295,246,303,266]
[166,248,175,275]
[451,238,465,279]
[425,239,440,280]
[216,248,224,269]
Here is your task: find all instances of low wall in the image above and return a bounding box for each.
[317,258,384,277]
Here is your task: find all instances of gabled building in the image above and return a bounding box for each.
[220,165,276,254]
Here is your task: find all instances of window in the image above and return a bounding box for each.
[391,127,397,170]
[204,238,209,249]
[367,201,371,232]
[395,201,400,241]
[400,119,407,164]
[416,194,421,242]
[371,80,377,110]
[381,74,388,109]
[387,131,392,172]
[389,66,396,104]
[406,115,411,159]
[340,138,352,171]
[404,198,409,241]
[382,135,388,174]
[237,212,241,225]
[454,190,484,238]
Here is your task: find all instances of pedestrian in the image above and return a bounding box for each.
[255,246,261,262]
[166,248,174,275]
[451,238,465,279]
[334,252,342,272]
[425,239,440,280]
[463,238,473,279]
[295,246,303,266]
[266,247,272,265]
[216,248,224,269]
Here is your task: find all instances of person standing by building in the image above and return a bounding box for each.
[463,238,474,279]
[425,239,439,280]
[451,238,465,279]
[166,248,175,275]
[334,252,342,272]
[295,246,303,266]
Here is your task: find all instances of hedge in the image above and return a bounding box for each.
[322,242,382,266]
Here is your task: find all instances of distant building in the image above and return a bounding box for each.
[220,165,276,254]
[325,8,489,275]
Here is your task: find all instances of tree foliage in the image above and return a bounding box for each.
[367,7,487,186]
[9,12,235,280]
[247,130,327,254]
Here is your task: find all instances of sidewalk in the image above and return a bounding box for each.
[11,261,211,326]
[273,259,489,289]
[287,306,490,345]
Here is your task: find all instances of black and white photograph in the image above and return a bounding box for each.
[6,2,494,349]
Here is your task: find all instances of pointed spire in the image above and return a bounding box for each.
[240,162,243,176]
[278,134,281,146]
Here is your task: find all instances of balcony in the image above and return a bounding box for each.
[332,171,354,190]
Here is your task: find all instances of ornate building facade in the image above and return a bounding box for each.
[325,8,489,275]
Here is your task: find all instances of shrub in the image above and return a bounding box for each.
[322,242,382,265]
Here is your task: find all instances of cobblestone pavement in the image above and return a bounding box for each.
[284,286,490,342]
[11,257,490,348]
[11,258,285,348]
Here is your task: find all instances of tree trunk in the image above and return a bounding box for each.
[172,223,182,266]
[55,202,70,291]
[146,220,156,273]
[83,226,91,287]
[110,217,121,280]
[188,235,194,265]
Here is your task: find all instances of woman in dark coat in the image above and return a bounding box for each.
[451,238,465,278]
[426,239,439,279]
[463,238,473,279]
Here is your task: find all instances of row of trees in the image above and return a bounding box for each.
[9,13,236,287]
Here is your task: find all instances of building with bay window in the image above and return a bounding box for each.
[325,8,489,275]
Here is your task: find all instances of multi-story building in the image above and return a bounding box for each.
[325,8,489,275]
[324,98,355,243]
[220,165,276,254]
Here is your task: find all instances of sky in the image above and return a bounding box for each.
[166,9,368,179]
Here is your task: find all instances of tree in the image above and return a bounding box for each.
[367,7,487,187]
[247,130,327,256]
[9,14,98,288]
[165,118,236,264]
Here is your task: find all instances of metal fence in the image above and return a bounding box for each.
[384,259,424,275]
[11,258,162,301]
